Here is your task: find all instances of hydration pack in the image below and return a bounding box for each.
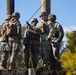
[7,22,17,36]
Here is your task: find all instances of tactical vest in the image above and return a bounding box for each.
[7,19,17,36]
[39,22,49,34]
[7,23,17,36]
[29,31,40,40]
[27,29,40,44]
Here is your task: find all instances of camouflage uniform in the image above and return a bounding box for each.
[23,18,40,68]
[0,15,11,69]
[48,14,64,69]
[7,12,22,69]
[39,12,55,69]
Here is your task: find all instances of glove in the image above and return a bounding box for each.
[26,21,30,26]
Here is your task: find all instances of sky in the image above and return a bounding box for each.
[0,0,76,41]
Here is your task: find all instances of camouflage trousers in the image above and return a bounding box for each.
[24,45,39,68]
[8,40,21,67]
[52,42,62,70]
[52,42,61,60]
[40,42,55,69]
[1,42,9,68]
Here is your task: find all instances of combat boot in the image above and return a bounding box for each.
[0,65,7,70]
[9,63,16,69]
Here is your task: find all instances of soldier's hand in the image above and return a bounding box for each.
[45,36,51,41]
[26,21,28,24]
[26,21,30,26]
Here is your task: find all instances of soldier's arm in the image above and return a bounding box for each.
[2,22,9,35]
[2,23,6,35]
[56,24,64,42]
[47,21,54,39]
[25,23,38,34]
[26,21,34,30]
[17,21,22,39]
[24,29,28,37]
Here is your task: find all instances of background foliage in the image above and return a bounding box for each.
[60,31,76,75]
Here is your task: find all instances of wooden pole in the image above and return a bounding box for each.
[42,0,50,15]
[11,0,15,14]
[6,0,11,15]
[6,0,14,15]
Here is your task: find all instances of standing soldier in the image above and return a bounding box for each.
[48,14,64,70]
[0,15,11,69]
[7,12,22,69]
[23,18,40,69]
[38,12,55,70]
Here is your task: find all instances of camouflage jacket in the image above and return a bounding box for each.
[52,22,64,43]
[8,18,22,42]
[2,21,9,36]
[24,25,40,45]
[38,21,54,42]
[1,21,9,42]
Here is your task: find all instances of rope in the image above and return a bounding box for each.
[24,0,46,26]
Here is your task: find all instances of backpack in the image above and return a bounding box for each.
[7,22,17,36]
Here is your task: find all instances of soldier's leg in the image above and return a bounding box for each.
[42,44,48,69]
[32,46,39,68]
[43,43,55,70]
[53,43,62,70]
[5,44,12,69]
[55,43,60,60]
[40,44,44,61]
[9,42,20,69]
[49,48,56,70]
[1,43,9,69]
[1,50,9,69]
[24,47,30,69]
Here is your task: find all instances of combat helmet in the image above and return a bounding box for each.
[31,18,38,23]
[12,12,20,19]
[48,14,56,21]
[5,15,11,20]
[39,12,47,17]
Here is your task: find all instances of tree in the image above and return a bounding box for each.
[60,31,76,75]
[16,52,25,69]
[66,31,76,53]
[21,26,28,37]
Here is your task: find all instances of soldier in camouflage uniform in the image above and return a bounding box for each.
[38,12,55,70]
[23,18,40,69]
[48,14,64,70]
[0,15,11,69]
[7,12,22,69]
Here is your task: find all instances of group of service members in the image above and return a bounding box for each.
[0,11,64,70]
